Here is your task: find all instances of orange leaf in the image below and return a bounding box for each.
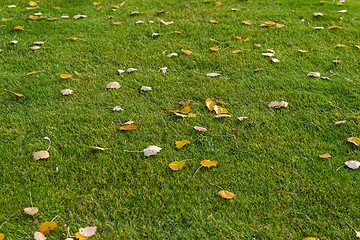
[348,137,360,146]
[75,232,89,240]
[205,98,216,111]
[14,26,24,31]
[60,73,72,79]
[181,49,192,55]
[210,46,220,51]
[169,161,185,170]
[38,221,57,235]
[120,124,137,131]
[218,190,235,199]
[200,160,217,168]
[175,140,190,149]
[14,93,24,97]
[319,153,331,159]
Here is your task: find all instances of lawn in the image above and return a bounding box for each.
[0,0,360,239]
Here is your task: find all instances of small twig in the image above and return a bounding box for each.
[345,221,357,232]
[124,150,142,153]
[192,166,202,177]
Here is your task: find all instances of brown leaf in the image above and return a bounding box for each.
[33,150,50,160]
[218,190,235,199]
[319,153,331,159]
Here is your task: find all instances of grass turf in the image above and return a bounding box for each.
[0,0,360,239]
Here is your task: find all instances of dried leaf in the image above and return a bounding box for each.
[275,23,284,28]
[180,106,191,114]
[67,37,80,41]
[231,50,241,54]
[122,120,134,125]
[120,124,137,131]
[237,116,248,121]
[89,146,105,151]
[167,52,178,58]
[14,92,24,97]
[179,100,191,106]
[215,114,231,118]
[29,46,41,51]
[313,12,323,17]
[93,2,102,5]
[113,106,123,111]
[314,26,324,30]
[206,98,216,111]
[218,190,235,199]
[200,160,217,168]
[336,44,347,47]
[160,19,173,25]
[141,86,152,91]
[210,46,220,51]
[73,14,87,19]
[319,153,331,159]
[271,58,280,63]
[338,9,347,13]
[328,25,343,29]
[127,68,138,73]
[298,49,308,53]
[210,19,218,24]
[60,89,73,95]
[194,126,207,132]
[214,105,228,114]
[175,140,190,149]
[159,67,168,73]
[173,112,188,118]
[34,231,46,240]
[23,207,39,216]
[243,37,251,42]
[181,49,192,55]
[242,20,252,25]
[106,82,121,89]
[268,101,288,109]
[262,52,275,57]
[355,230,360,238]
[48,17,59,21]
[79,226,97,238]
[206,73,221,77]
[347,137,360,146]
[143,145,162,157]
[33,41,45,45]
[38,221,57,235]
[214,1,222,6]
[169,161,185,170]
[345,160,360,170]
[307,72,321,78]
[2,18,12,22]
[33,150,50,160]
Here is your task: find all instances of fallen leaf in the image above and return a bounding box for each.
[230,8,237,12]
[29,1,37,7]
[127,68,138,73]
[33,41,45,45]
[214,105,228,114]
[194,126,207,132]
[159,67,168,73]
[254,68,265,71]
[347,137,360,146]
[275,23,284,28]
[179,100,191,106]
[268,101,288,109]
[60,89,73,95]
[328,25,343,29]
[119,124,137,131]
[144,145,162,156]
[214,1,222,6]
[34,231,46,240]
[210,19,218,24]
[13,92,24,97]
[93,1,102,5]
[14,26,24,31]
[313,12,324,17]
[167,52,178,58]
[243,37,251,42]
[122,120,134,125]
[29,46,41,51]
[181,49,192,55]
[160,19,173,25]
[79,226,97,238]
[242,20,252,25]
[67,37,80,41]
[298,49,308,53]
[335,120,347,125]
[200,160,217,168]
[38,221,57,235]
[23,207,39,215]
[9,39,17,44]
[141,86,152,91]
[0,234,4,240]
[173,112,188,118]
[355,230,360,239]
[206,73,221,77]
[106,82,121,89]
[210,46,220,51]
[169,161,185,170]
[302,238,320,240]
[175,140,190,149]
[345,160,360,170]
[206,98,216,111]
[262,52,275,57]
[89,146,105,151]
[254,43,261,48]
[179,106,191,114]
[113,106,123,111]
[73,14,87,19]
[336,44,347,47]
[75,232,88,240]
[48,17,58,21]
[338,9,347,13]
[2,18,12,22]
[112,21,123,25]
[152,32,162,38]
[314,26,324,30]
[319,153,331,159]
[231,50,241,54]
[271,58,280,63]
[215,114,231,118]
[218,190,235,199]
[307,72,321,78]
[33,150,50,160]
[237,116,248,121]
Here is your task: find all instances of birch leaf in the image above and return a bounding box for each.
[218,190,235,199]
[169,161,185,170]
[144,145,162,156]
[38,221,57,235]
[200,160,217,168]
[33,150,50,160]
[60,89,73,95]
[348,137,360,146]
[175,140,190,149]
[206,73,221,77]
[141,86,152,91]
[23,207,39,215]
[319,153,331,159]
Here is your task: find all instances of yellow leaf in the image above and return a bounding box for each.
[214,105,228,114]
[14,26,24,31]
[215,100,224,105]
[275,23,284,28]
[210,46,220,51]
[243,37,251,42]
[328,25,343,29]
[214,1,222,6]
[53,6,60,10]
[47,17,59,21]
[67,37,80,41]
[74,71,81,77]
[231,50,241,54]
[60,73,72,79]
[205,98,216,111]
[38,221,57,235]
[242,20,252,25]
[178,100,191,106]
[120,124,137,131]
[28,15,42,20]
[210,20,217,24]
[187,113,197,118]
[218,190,235,199]
[14,93,24,97]
[200,160,217,168]
[180,106,191,114]
[26,71,38,75]
[181,49,192,55]
[75,232,89,240]
[336,44,346,47]
[113,21,124,25]
[169,161,185,170]
[302,238,320,240]
[2,18,12,22]
[348,137,360,146]
[93,1,102,5]
[298,49,308,53]
[235,36,242,40]
[0,233,4,240]
[174,31,182,34]
[89,146,105,151]
[254,68,265,71]
[356,116,360,120]
[319,153,331,159]
[175,140,190,149]
[29,1,37,7]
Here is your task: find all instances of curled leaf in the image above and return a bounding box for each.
[194,126,207,132]
[106,82,121,89]
[218,190,235,199]
[169,161,185,170]
[319,153,331,159]
[141,86,152,91]
[347,137,360,146]
[89,146,105,151]
[120,124,137,131]
[60,89,73,95]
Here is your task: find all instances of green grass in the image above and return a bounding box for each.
[1,0,360,239]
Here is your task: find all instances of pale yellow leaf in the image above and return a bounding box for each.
[242,20,252,25]
[328,25,343,29]
[231,50,241,54]
[29,1,37,7]
[33,150,50,160]
[218,190,235,199]
[23,207,39,216]
[214,1,222,6]
[1,18,12,22]
[319,153,331,159]
[181,49,192,55]
[210,46,220,51]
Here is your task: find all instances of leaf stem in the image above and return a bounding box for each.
[124,150,142,153]
[208,182,224,190]
[51,215,59,222]
[192,166,202,177]
[336,164,344,171]
[0,221,7,228]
